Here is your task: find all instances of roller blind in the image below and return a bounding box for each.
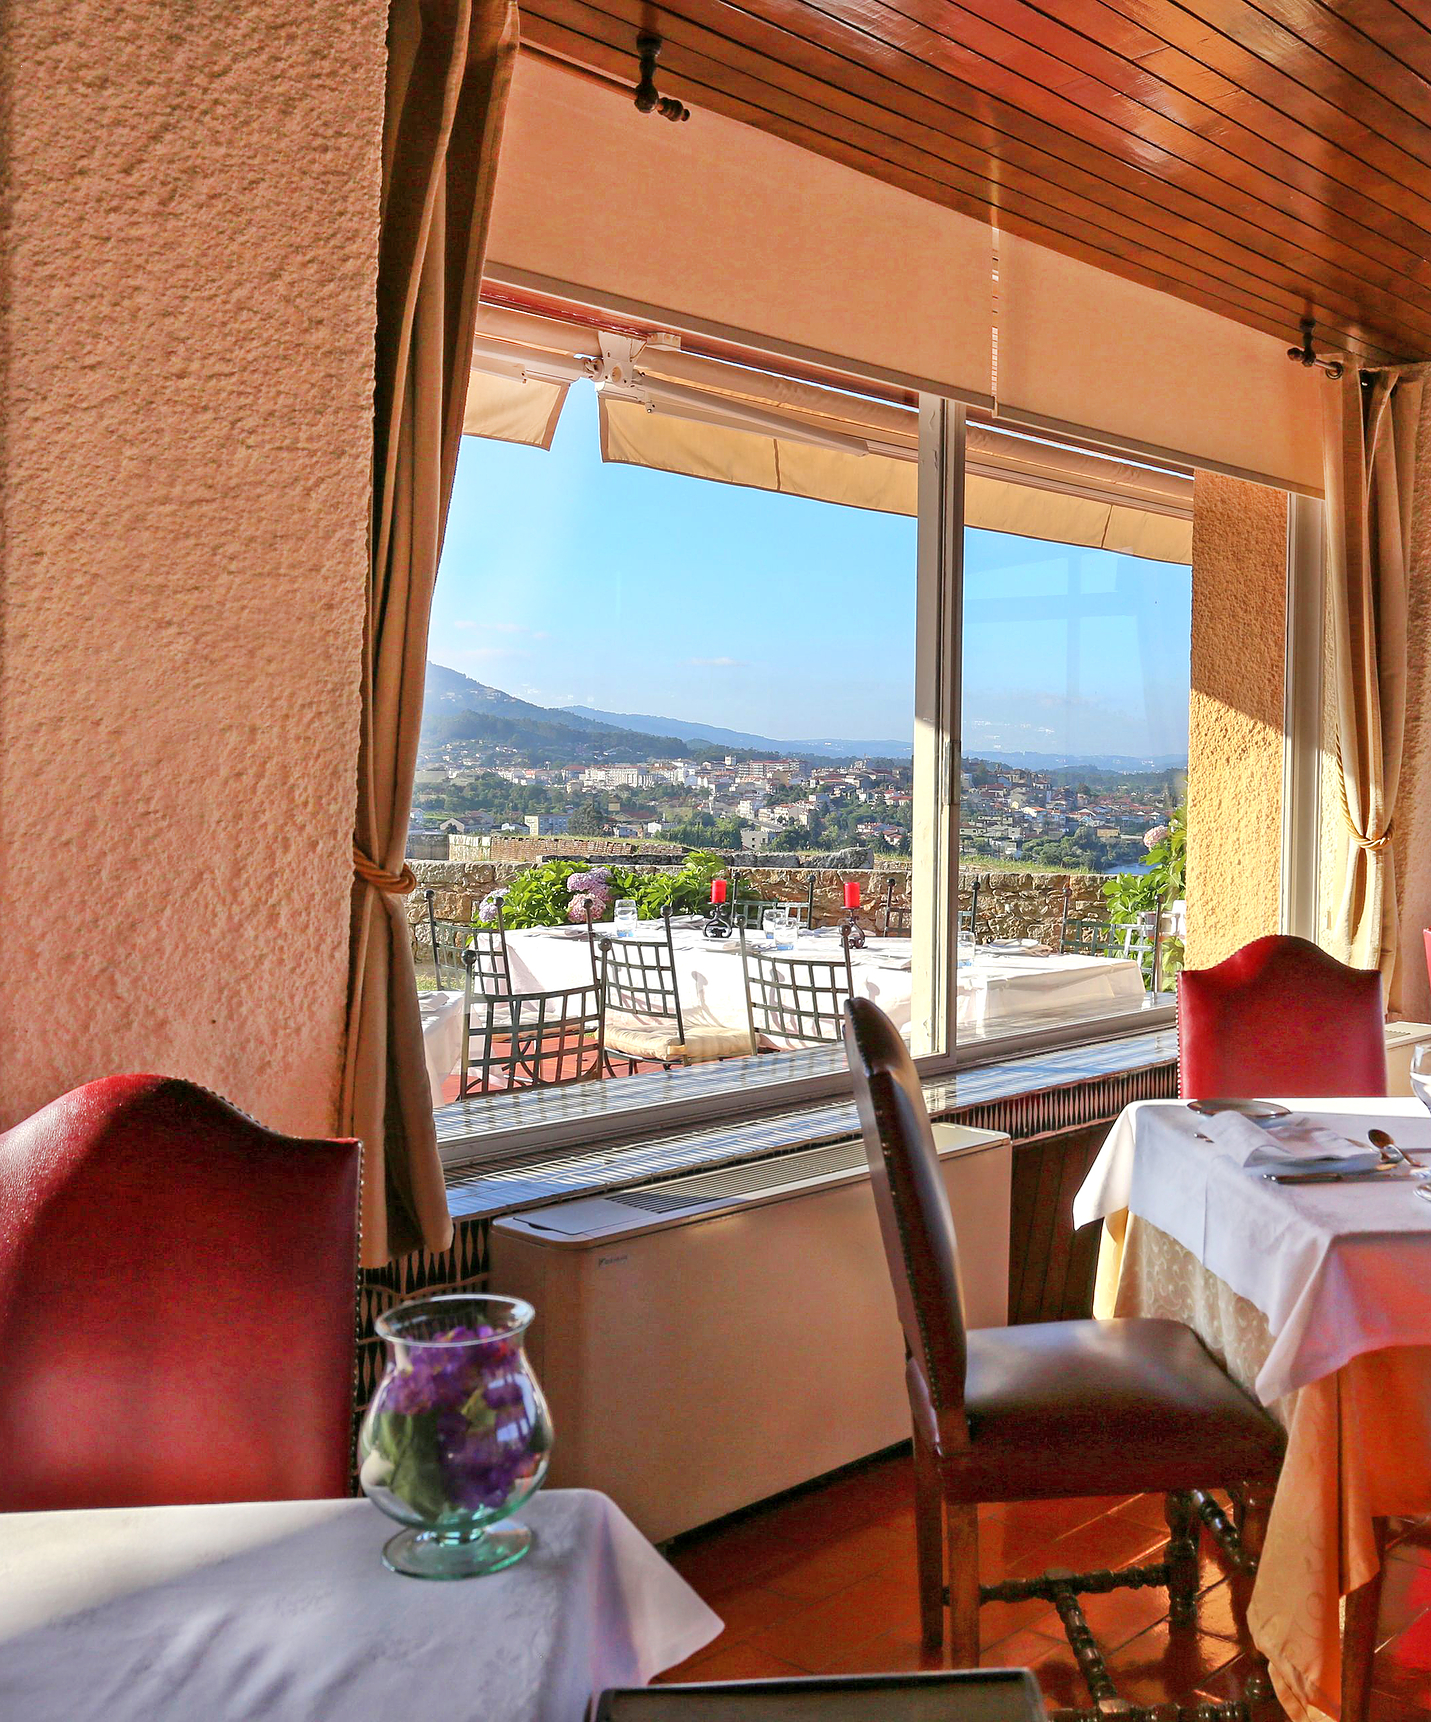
[485,55,996,406]
[996,233,1325,495]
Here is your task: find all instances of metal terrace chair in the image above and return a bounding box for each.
[1058,885,1121,959]
[883,876,911,936]
[458,981,606,1096]
[424,890,513,996]
[741,926,857,1050]
[956,877,980,944]
[598,911,755,1071]
[733,898,813,930]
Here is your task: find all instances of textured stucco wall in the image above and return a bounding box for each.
[1186,473,1288,967]
[0,3,386,1134]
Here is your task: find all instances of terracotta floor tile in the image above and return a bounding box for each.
[1103,1622,1242,1704]
[694,1582,807,1647]
[1375,1608,1431,1709]
[658,1462,1431,1710]
[658,1642,809,1684]
[760,1516,913,1602]
[1194,1650,1289,1722]
[1196,1578,1260,1651]
[1369,1694,1431,1722]
[979,1626,1070,1671]
[746,1567,923,1673]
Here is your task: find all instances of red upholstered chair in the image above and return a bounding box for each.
[0,1074,360,1510]
[1177,934,1386,1100]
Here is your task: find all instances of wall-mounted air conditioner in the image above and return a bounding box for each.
[489,1123,1011,1542]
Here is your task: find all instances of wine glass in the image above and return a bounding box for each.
[1410,1043,1431,1114]
[612,899,638,939]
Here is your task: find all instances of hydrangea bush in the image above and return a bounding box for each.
[473,851,759,930]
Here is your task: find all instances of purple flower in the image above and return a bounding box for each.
[1143,825,1169,850]
[567,884,611,923]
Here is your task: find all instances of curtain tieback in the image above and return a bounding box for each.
[1336,768,1394,854]
[353,845,417,894]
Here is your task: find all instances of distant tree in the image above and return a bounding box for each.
[567,798,609,836]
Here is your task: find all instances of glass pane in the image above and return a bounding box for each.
[959,525,1190,1048]
[418,378,918,1118]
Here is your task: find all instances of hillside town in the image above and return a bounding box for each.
[412,742,1181,870]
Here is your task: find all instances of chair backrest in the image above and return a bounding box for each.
[460,984,606,1094]
[458,924,513,997]
[0,1075,359,1511]
[1178,934,1387,1099]
[842,999,968,1433]
[599,916,686,1041]
[1060,915,1119,958]
[741,930,857,1046]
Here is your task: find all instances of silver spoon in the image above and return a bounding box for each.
[1370,1128,1431,1190]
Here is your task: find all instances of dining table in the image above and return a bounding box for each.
[490,918,1145,1049]
[1074,1097,1431,1722]
[0,1488,722,1722]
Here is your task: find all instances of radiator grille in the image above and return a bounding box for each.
[951,1063,1178,1140]
[609,1139,869,1211]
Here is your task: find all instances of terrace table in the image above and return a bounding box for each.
[499,920,1145,1046]
[419,987,466,1104]
[0,1489,721,1722]
[1074,1099,1431,1722]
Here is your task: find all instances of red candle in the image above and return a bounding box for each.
[844,881,861,910]
[711,878,728,904]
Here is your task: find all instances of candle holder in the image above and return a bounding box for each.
[842,909,867,950]
[702,903,735,941]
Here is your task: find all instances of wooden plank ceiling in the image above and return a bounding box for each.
[518,0,1431,366]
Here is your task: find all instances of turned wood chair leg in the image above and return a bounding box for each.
[1165,1491,1200,1626]
[945,1500,981,1669]
[911,1430,946,1657]
[1231,1479,1273,1627]
[1341,1517,1389,1722]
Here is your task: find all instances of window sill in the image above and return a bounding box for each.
[443,1022,1177,1223]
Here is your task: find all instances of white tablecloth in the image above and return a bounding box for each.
[419,989,466,1105]
[1074,1097,1431,1402]
[0,1490,721,1722]
[505,920,915,1046]
[499,921,1144,1045]
[956,946,1145,1032]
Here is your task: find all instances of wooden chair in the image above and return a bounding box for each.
[0,1075,359,1509]
[1178,934,1386,1099]
[598,912,754,1071]
[842,999,1284,1716]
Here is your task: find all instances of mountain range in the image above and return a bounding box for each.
[422,662,1185,773]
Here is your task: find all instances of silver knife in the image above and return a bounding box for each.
[1262,1168,1392,1184]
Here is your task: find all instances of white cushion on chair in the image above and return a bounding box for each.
[604,1012,754,1063]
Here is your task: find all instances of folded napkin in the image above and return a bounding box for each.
[984,939,1054,957]
[1203,1111,1383,1175]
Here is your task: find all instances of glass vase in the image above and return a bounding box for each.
[358,1293,552,1579]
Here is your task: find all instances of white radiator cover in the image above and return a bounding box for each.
[489,1123,1011,1541]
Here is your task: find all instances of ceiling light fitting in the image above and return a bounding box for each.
[1287,318,1344,380]
[633,33,689,123]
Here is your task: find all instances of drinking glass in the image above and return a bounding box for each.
[1411,1043,1431,1114]
[613,899,638,938]
[761,906,785,946]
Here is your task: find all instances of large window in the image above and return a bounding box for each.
[422,351,921,1156]
[419,307,1199,1166]
[959,527,1191,1050]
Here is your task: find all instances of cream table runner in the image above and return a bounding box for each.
[1076,1099,1431,1722]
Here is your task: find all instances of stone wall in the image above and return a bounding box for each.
[404,857,1109,953]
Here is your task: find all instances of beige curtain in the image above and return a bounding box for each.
[343,0,517,1266]
[1324,364,1425,1003]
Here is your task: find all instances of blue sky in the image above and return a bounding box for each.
[432,381,1191,757]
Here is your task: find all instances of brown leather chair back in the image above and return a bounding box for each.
[844,998,967,1425]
